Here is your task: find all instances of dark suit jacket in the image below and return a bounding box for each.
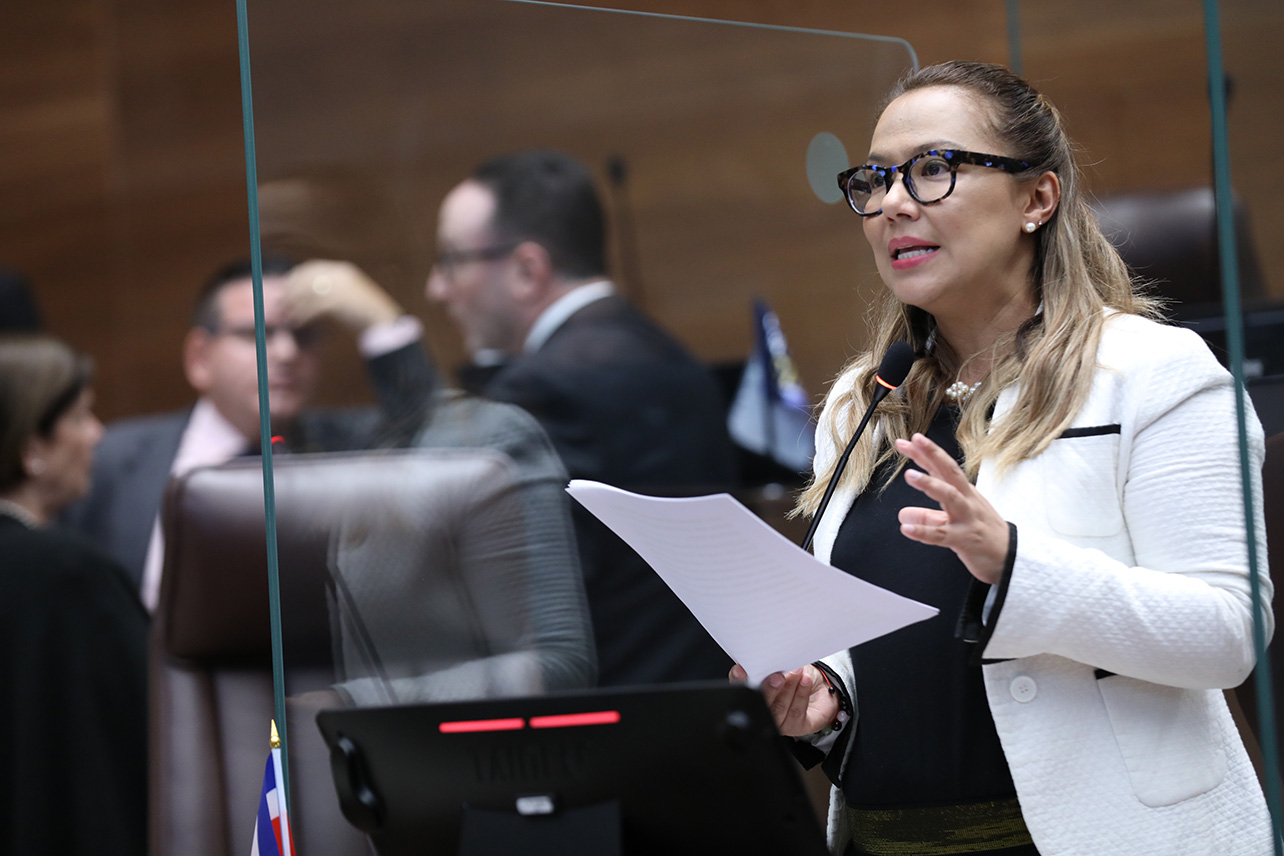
[62,342,437,589]
[476,294,739,686]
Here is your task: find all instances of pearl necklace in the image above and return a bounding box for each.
[944,380,981,404]
[0,499,40,528]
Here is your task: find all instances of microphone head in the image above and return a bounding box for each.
[875,341,917,390]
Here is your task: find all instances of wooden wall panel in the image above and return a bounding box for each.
[1,0,255,417]
[1,0,1280,422]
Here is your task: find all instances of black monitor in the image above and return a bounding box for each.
[315,683,828,856]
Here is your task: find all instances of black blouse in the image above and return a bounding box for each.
[829,405,1017,807]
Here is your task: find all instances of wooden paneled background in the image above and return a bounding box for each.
[2,0,1281,422]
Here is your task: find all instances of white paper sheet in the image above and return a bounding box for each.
[566,480,938,684]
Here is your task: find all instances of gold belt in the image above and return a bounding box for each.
[845,797,1032,856]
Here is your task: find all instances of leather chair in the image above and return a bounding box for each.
[149,448,572,856]
[1249,376,1284,440]
[1092,186,1267,315]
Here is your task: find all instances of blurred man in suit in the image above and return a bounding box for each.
[62,256,435,608]
[427,149,737,686]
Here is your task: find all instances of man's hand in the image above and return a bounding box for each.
[285,259,403,334]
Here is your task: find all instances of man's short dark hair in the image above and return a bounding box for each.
[190,255,296,331]
[471,150,607,279]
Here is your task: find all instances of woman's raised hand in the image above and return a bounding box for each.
[895,433,1010,585]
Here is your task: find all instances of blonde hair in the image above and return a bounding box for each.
[798,61,1160,516]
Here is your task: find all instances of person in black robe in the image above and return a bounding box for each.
[0,334,148,855]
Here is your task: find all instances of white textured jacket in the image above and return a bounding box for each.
[812,313,1274,855]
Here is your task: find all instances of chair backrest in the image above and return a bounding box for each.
[149,448,534,856]
[1092,186,1267,315]
[1248,376,1284,440]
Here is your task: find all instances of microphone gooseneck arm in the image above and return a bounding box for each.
[800,385,892,553]
[800,341,917,554]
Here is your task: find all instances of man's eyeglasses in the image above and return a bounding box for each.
[433,243,519,277]
[837,149,1030,216]
[213,323,324,350]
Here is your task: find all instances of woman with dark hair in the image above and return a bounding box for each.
[0,335,148,855]
[736,61,1272,854]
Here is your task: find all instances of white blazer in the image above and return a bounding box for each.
[812,313,1274,855]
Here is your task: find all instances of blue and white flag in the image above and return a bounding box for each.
[250,722,294,856]
[727,298,815,473]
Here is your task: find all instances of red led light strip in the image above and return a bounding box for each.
[530,711,621,729]
[438,717,525,734]
[438,710,621,733]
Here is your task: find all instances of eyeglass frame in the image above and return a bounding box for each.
[432,242,521,278]
[205,322,325,350]
[836,149,1032,217]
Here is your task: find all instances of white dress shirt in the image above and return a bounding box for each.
[139,398,250,610]
[523,280,614,354]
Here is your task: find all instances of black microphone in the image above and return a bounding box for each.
[801,341,917,552]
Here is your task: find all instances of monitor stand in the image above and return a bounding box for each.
[458,800,622,856]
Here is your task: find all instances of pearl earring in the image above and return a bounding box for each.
[1024,221,1039,234]
[27,459,45,476]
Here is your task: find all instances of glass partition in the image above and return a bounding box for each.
[1020,0,1284,835]
[236,1,1284,847]
[229,4,914,851]
[1216,0,1284,825]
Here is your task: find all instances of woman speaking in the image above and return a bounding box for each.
[737,61,1273,855]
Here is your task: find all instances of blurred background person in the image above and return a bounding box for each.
[62,255,436,609]
[427,149,738,687]
[0,268,42,333]
[0,334,148,856]
[746,61,1272,855]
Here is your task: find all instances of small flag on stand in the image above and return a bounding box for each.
[250,720,295,856]
[727,298,815,473]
